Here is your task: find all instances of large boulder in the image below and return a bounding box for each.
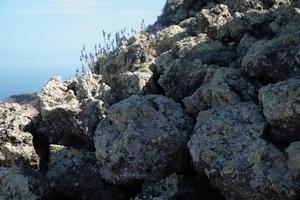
[94,95,193,184]
[94,33,156,101]
[188,102,300,199]
[0,103,39,168]
[155,34,237,102]
[183,67,256,115]
[242,33,300,83]
[38,76,107,149]
[259,79,300,144]
[47,145,127,200]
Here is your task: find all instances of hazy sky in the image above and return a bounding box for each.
[0,0,165,98]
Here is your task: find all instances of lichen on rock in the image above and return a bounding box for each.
[94,95,193,184]
[0,103,39,168]
[94,33,156,101]
[183,67,256,114]
[259,79,300,144]
[188,102,300,199]
[47,145,127,200]
[38,75,108,149]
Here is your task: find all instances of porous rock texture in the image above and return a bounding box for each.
[47,145,127,200]
[94,33,156,102]
[37,73,110,149]
[131,174,198,200]
[188,102,299,199]
[0,103,39,168]
[1,0,300,199]
[259,79,300,144]
[94,95,193,185]
[0,103,55,199]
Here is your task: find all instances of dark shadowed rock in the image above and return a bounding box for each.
[47,145,127,200]
[0,167,50,200]
[94,95,193,185]
[259,79,300,144]
[270,4,300,36]
[286,141,300,178]
[237,33,258,55]
[242,33,300,83]
[131,174,199,200]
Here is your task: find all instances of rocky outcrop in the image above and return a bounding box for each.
[2,0,300,199]
[94,95,193,185]
[0,103,56,199]
[94,34,155,101]
[38,74,108,149]
[0,103,39,168]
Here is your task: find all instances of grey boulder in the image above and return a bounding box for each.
[94,95,193,184]
[259,79,300,144]
[188,102,299,199]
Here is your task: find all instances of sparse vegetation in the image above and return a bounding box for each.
[76,19,149,77]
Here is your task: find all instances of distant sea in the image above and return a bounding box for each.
[0,0,165,100]
[0,62,77,99]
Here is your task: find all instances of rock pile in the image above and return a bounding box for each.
[1,0,300,199]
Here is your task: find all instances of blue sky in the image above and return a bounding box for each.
[0,0,165,99]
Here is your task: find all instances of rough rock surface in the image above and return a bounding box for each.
[94,95,193,184]
[242,33,300,83]
[218,9,275,42]
[155,34,236,101]
[132,174,197,200]
[2,0,300,199]
[95,33,155,101]
[154,25,188,54]
[286,141,300,178]
[188,102,300,199]
[0,167,50,200]
[38,75,107,149]
[47,145,127,200]
[186,4,233,39]
[259,79,300,144]
[0,103,39,168]
[183,67,256,114]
